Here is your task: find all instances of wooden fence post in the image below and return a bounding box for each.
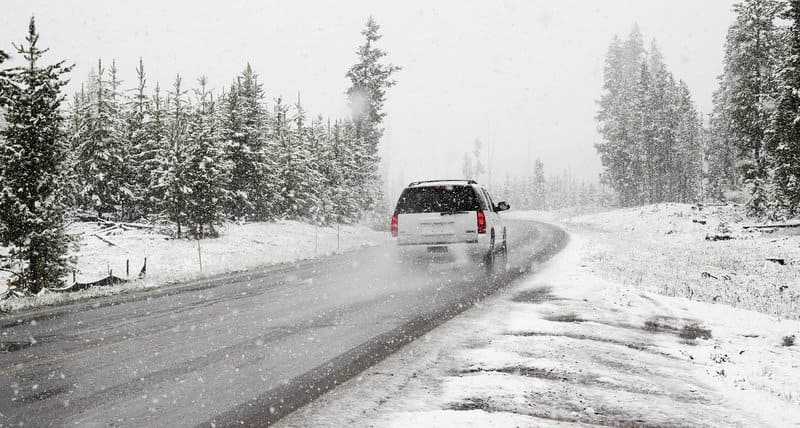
[197,237,203,273]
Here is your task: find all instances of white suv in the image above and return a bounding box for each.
[390,180,510,273]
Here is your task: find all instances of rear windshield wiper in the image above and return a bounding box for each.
[441,210,469,216]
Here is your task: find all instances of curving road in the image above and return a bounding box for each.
[0,218,565,427]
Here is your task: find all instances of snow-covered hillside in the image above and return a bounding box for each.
[0,221,387,312]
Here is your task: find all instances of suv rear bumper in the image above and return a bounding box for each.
[396,239,489,261]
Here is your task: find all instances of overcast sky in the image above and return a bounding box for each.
[1,0,736,193]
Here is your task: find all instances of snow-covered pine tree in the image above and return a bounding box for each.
[718,0,784,215]
[595,29,646,207]
[673,81,703,203]
[107,60,139,220]
[632,60,653,204]
[184,77,229,237]
[329,119,360,222]
[706,78,739,200]
[306,115,330,224]
[121,58,151,220]
[218,83,245,218]
[646,42,678,203]
[472,139,485,180]
[142,82,167,216]
[345,17,401,217]
[0,49,9,107]
[460,140,485,182]
[272,96,303,219]
[156,75,191,237]
[75,59,127,219]
[0,17,74,292]
[533,159,546,209]
[221,65,274,220]
[64,86,89,209]
[769,0,800,217]
[461,153,474,179]
[286,97,322,220]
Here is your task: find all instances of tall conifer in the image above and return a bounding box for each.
[0,18,74,292]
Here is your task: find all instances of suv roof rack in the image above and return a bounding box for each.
[407,179,478,187]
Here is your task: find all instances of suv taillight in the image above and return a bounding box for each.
[477,210,487,234]
[391,213,398,237]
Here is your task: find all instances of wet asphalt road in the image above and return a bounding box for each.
[0,218,565,427]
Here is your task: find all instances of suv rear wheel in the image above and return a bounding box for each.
[484,231,508,279]
[484,235,496,273]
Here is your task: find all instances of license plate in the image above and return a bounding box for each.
[427,246,448,253]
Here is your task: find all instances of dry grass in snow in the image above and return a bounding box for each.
[565,203,800,319]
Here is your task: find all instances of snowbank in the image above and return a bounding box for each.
[0,220,387,312]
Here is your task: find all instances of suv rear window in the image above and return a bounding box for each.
[395,186,481,214]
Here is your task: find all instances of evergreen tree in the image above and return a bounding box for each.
[108,60,138,220]
[345,17,400,215]
[595,30,645,206]
[769,0,800,216]
[122,58,151,220]
[0,17,74,292]
[718,0,784,214]
[0,49,9,108]
[329,120,360,222]
[273,96,302,218]
[460,139,484,181]
[285,97,322,219]
[706,80,739,199]
[184,77,228,237]
[461,152,474,179]
[674,81,703,203]
[646,43,678,202]
[306,115,330,224]
[143,82,168,215]
[64,86,89,209]
[156,75,191,237]
[632,60,654,203]
[75,59,126,218]
[533,159,546,209]
[220,64,274,220]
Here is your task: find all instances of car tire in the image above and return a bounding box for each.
[496,241,508,274]
[484,233,499,278]
[485,235,508,281]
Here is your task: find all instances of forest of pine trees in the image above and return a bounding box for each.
[707,0,800,219]
[595,27,704,208]
[66,21,399,233]
[496,159,614,212]
[596,0,800,219]
[0,17,398,291]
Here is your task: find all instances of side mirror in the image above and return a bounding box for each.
[495,201,510,212]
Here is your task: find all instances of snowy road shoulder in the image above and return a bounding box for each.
[278,232,800,427]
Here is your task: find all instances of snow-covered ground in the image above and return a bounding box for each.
[565,203,800,320]
[0,220,387,312]
[279,208,800,427]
